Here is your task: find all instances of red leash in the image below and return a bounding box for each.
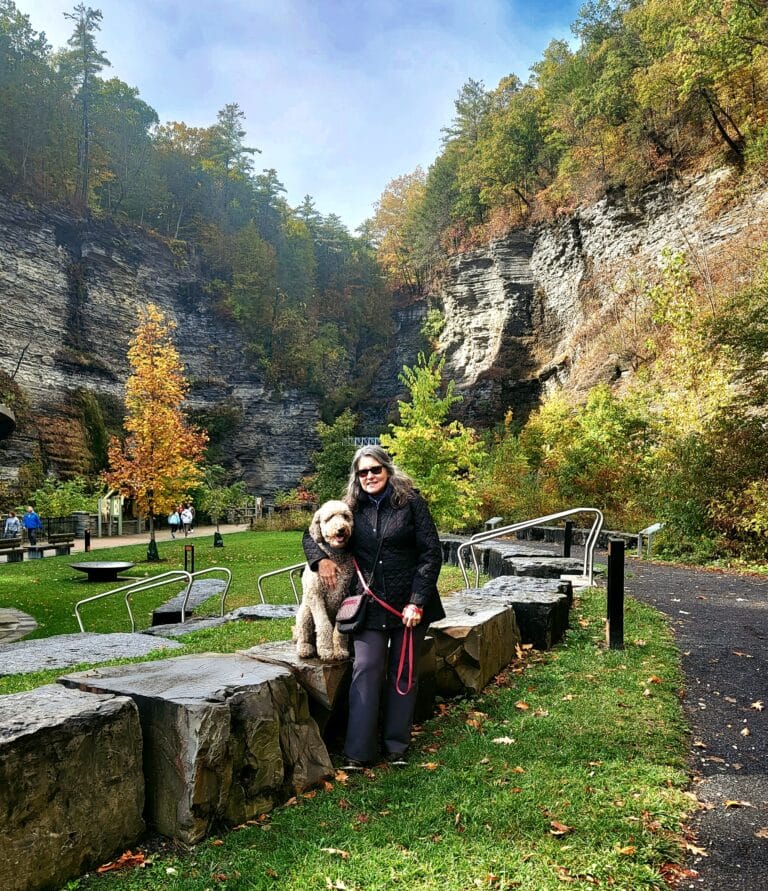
[353,559,414,695]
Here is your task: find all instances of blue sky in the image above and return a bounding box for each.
[21,1,581,230]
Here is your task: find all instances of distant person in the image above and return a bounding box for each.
[3,510,21,538]
[22,505,42,545]
[180,505,193,537]
[168,507,181,540]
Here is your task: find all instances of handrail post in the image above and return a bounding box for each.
[563,520,573,558]
[607,538,625,649]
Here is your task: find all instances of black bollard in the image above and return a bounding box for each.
[184,544,195,574]
[607,538,625,649]
[84,529,91,552]
[563,520,573,558]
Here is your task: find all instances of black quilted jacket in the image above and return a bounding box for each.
[303,488,445,630]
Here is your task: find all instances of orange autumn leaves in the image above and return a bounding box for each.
[104,304,207,517]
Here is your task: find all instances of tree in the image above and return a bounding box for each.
[62,3,110,208]
[380,353,486,531]
[309,409,357,503]
[196,464,250,532]
[104,304,207,559]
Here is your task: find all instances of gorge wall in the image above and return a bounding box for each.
[437,168,768,426]
[1,168,766,496]
[0,196,320,495]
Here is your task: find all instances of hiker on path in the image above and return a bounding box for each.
[3,511,20,538]
[22,506,42,545]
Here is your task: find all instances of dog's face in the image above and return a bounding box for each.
[310,500,353,551]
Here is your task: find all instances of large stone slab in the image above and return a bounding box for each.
[60,653,333,844]
[0,632,183,676]
[429,594,520,696]
[0,684,144,891]
[468,576,572,650]
[151,579,228,625]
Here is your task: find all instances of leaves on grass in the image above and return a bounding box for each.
[684,841,708,856]
[647,675,663,684]
[549,820,574,836]
[617,845,637,855]
[515,701,530,711]
[420,761,440,770]
[320,847,350,859]
[492,736,516,745]
[97,850,146,873]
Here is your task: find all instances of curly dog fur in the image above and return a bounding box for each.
[294,500,355,661]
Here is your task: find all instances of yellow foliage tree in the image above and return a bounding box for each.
[104,303,207,557]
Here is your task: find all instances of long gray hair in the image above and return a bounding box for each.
[344,444,414,508]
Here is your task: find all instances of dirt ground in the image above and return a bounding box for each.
[625,558,768,890]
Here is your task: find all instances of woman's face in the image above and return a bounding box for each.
[356,455,390,497]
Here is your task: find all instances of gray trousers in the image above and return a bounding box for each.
[344,623,427,762]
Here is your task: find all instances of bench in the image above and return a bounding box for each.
[27,534,75,559]
[0,536,23,562]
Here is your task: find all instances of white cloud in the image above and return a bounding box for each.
[19,0,580,229]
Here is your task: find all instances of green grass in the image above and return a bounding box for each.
[0,532,471,695]
[60,588,690,891]
[2,536,692,888]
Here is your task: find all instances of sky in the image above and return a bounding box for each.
[20,0,582,231]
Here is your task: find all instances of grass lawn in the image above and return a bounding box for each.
[1,535,693,889]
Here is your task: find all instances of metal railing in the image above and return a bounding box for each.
[457,508,605,589]
[74,567,232,633]
[256,562,305,604]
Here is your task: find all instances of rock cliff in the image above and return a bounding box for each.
[438,169,768,425]
[2,168,766,494]
[0,196,320,495]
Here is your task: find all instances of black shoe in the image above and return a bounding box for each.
[384,751,408,766]
[341,756,367,771]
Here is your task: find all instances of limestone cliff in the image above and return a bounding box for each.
[437,169,768,425]
[0,196,320,495]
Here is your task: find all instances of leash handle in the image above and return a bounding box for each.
[353,558,415,695]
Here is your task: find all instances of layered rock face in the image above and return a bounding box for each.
[438,169,768,425]
[0,196,319,493]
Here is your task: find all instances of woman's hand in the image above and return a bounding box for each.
[318,558,339,589]
[402,604,422,627]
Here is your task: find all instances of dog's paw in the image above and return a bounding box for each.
[317,648,335,662]
[296,643,316,659]
[333,647,349,660]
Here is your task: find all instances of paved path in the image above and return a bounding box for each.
[625,558,768,891]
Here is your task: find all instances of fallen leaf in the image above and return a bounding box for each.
[492,736,516,745]
[97,851,146,873]
[420,761,440,770]
[754,827,768,839]
[213,874,228,883]
[732,651,753,658]
[684,841,709,857]
[618,845,636,855]
[751,701,765,711]
[724,800,754,808]
[210,839,225,846]
[515,701,530,711]
[533,708,550,717]
[512,765,526,773]
[320,847,350,859]
[323,780,334,792]
[562,694,574,701]
[692,739,707,748]
[647,675,662,684]
[724,696,738,704]
[741,727,751,737]
[549,820,574,836]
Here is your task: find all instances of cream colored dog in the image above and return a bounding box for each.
[294,500,355,661]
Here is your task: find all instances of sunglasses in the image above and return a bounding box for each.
[357,465,384,478]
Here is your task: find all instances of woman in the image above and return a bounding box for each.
[303,445,444,768]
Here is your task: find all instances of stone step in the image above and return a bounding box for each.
[0,684,144,891]
[59,653,333,844]
[151,578,227,625]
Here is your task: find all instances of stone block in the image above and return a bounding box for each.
[429,594,520,696]
[242,640,351,738]
[0,684,144,891]
[471,576,572,650]
[60,653,333,844]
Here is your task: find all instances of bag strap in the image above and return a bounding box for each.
[353,558,414,696]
